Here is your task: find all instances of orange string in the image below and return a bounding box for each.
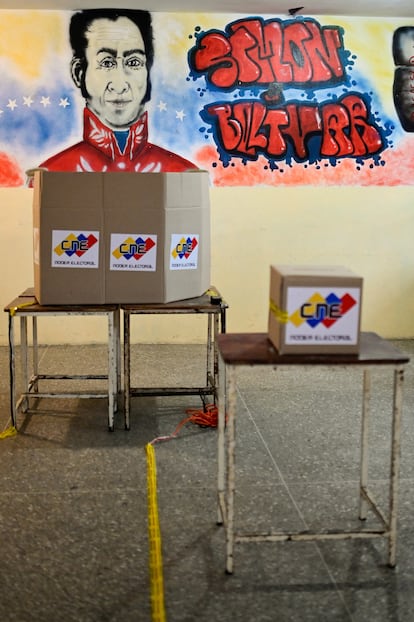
[150,403,218,445]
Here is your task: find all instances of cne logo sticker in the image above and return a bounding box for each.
[170,234,199,270]
[289,291,357,328]
[110,234,157,271]
[51,230,99,268]
[283,286,361,346]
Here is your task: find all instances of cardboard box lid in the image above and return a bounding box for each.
[271,264,362,285]
[272,264,360,277]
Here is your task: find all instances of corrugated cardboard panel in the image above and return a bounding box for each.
[164,170,209,208]
[103,172,165,210]
[35,171,104,210]
[33,171,105,304]
[104,205,166,303]
[33,171,211,304]
[164,203,211,302]
[103,171,211,303]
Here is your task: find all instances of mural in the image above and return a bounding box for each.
[189,16,414,185]
[38,9,197,174]
[189,17,384,165]
[0,10,413,187]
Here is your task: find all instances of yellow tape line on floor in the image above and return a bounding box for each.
[146,443,167,622]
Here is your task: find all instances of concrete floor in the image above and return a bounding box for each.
[0,338,413,622]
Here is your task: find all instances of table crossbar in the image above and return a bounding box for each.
[122,289,227,430]
[5,291,121,431]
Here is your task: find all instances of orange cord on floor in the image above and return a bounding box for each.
[149,403,218,445]
[184,403,218,428]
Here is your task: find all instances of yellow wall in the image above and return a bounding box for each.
[1,184,413,345]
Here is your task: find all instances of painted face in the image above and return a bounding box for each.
[83,17,148,129]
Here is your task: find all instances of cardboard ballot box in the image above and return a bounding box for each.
[268,265,363,354]
[33,171,211,305]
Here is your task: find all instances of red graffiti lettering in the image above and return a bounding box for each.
[228,19,291,83]
[192,17,345,88]
[192,32,237,88]
[280,104,322,158]
[321,95,383,156]
[206,94,382,160]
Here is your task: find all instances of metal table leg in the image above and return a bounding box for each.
[20,316,29,413]
[32,316,39,394]
[213,313,220,399]
[123,310,131,431]
[206,313,212,388]
[359,369,371,520]
[217,351,226,526]
[8,314,17,428]
[225,364,237,574]
[388,366,404,567]
[107,311,116,432]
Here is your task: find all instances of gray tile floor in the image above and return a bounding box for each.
[0,339,413,622]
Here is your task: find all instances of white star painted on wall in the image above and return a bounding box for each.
[175,110,186,121]
[23,96,34,107]
[7,99,18,111]
[157,100,167,112]
[40,96,51,107]
[59,97,70,108]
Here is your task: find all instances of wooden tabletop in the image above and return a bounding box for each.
[217,332,410,366]
[4,295,119,314]
[122,287,228,311]
[4,287,227,314]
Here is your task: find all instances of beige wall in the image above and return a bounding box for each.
[1,184,413,345]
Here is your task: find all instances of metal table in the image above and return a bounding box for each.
[4,289,121,431]
[216,332,410,573]
[122,288,228,430]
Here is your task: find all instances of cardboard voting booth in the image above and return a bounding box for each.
[33,171,211,305]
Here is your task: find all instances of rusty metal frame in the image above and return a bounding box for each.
[5,293,121,432]
[216,332,409,574]
[122,290,228,430]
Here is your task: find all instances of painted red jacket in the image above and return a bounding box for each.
[38,108,197,173]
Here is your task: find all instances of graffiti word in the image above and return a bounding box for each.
[190,17,345,89]
[204,93,383,161]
